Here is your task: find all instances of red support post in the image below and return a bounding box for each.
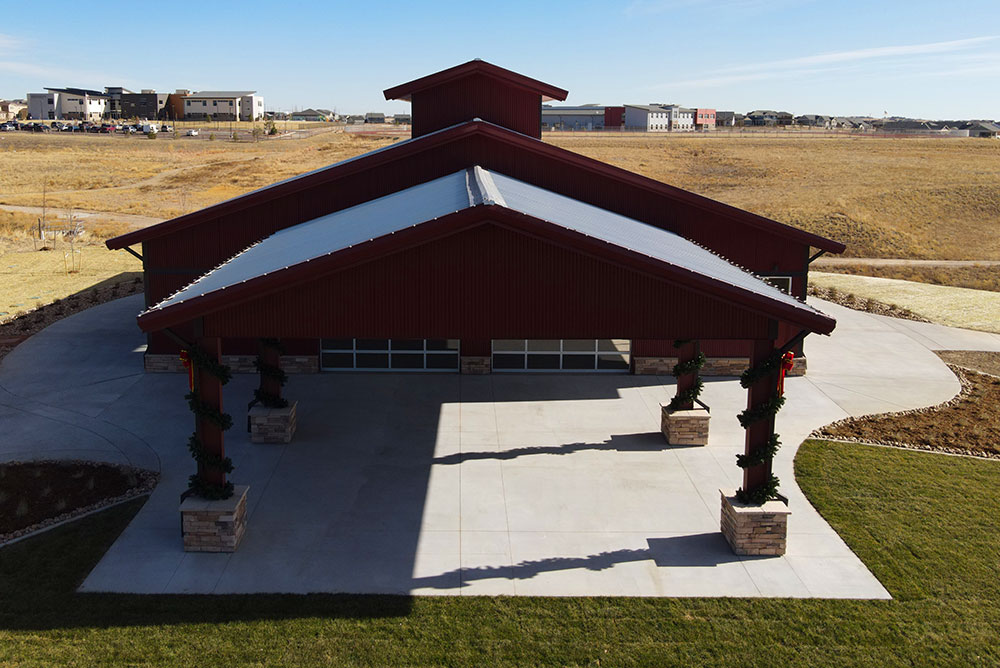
[194,337,226,488]
[742,339,778,493]
[258,338,282,403]
[673,340,699,410]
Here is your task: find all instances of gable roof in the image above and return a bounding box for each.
[384,59,568,103]
[138,166,834,335]
[106,119,845,254]
[45,87,108,98]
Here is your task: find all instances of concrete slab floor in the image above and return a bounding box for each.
[1,294,982,598]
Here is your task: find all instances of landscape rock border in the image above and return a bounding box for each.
[811,365,1000,460]
[0,460,158,547]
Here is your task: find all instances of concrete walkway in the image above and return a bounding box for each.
[2,295,995,597]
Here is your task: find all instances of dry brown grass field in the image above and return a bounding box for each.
[547,132,1000,260]
[1,130,998,323]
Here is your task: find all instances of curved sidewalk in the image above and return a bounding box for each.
[2,294,996,597]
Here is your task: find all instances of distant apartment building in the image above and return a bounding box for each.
[104,87,132,118]
[121,90,170,120]
[694,108,716,131]
[624,104,695,132]
[624,105,671,131]
[27,88,108,120]
[183,91,264,121]
[541,105,606,131]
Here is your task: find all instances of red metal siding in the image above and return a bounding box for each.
[143,131,811,285]
[410,76,541,139]
[203,224,773,341]
[604,107,624,127]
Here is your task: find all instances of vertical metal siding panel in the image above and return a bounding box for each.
[207,224,772,341]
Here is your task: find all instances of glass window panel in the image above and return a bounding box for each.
[527,353,561,369]
[598,354,630,370]
[562,339,596,352]
[526,339,560,352]
[321,352,354,368]
[563,354,597,370]
[492,353,526,369]
[426,353,459,369]
[390,353,424,369]
[390,339,423,351]
[321,338,354,350]
[492,340,525,352]
[597,339,630,352]
[355,339,389,351]
[355,353,389,368]
[426,339,460,351]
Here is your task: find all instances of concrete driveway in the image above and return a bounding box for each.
[3,295,999,597]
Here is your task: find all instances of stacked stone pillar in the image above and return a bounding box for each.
[661,340,710,446]
[249,337,298,444]
[720,337,789,556]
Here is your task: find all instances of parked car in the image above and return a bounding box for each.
[160,124,173,132]
[186,129,199,136]
[139,123,157,134]
[59,124,74,132]
[0,122,17,132]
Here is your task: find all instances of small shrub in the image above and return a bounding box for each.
[15,498,29,517]
[147,131,157,140]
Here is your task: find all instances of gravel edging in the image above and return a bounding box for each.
[0,460,158,547]
[807,283,930,322]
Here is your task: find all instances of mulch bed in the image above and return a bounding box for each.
[807,283,930,322]
[813,353,1000,459]
[0,460,157,543]
[0,277,143,364]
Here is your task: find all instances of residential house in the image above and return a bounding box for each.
[795,114,831,128]
[290,109,330,121]
[965,121,1000,138]
[393,113,411,125]
[365,112,386,124]
[0,99,26,121]
[715,111,741,127]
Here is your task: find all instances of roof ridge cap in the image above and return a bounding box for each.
[473,166,506,207]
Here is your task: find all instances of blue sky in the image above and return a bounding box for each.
[2,0,998,119]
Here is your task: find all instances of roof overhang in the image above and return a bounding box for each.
[383,60,568,103]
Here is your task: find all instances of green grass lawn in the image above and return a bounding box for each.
[1,440,998,666]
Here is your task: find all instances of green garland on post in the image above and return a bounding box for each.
[672,352,706,378]
[736,394,785,428]
[182,347,234,500]
[739,350,784,389]
[668,378,704,411]
[735,350,788,504]
[252,338,289,409]
[186,392,234,430]
[668,346,706,411]
[736,474,780,505]
[736,433,780,468]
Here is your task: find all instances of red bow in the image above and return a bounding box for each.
[179,350,194,391]
[778,351,795,396]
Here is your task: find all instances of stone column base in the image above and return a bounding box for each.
[660,405,710,445]
[633,356,753,377]
[786,356,807,377]
[249,400,298,443]
[460,356,491,374]
[144,353,185,373]
[280,355,319,374]
[180,484,249,552]
[720,490,790,556]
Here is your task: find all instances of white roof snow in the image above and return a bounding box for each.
[145,166,823,321]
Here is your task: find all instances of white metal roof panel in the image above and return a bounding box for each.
[145,166,823,321]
